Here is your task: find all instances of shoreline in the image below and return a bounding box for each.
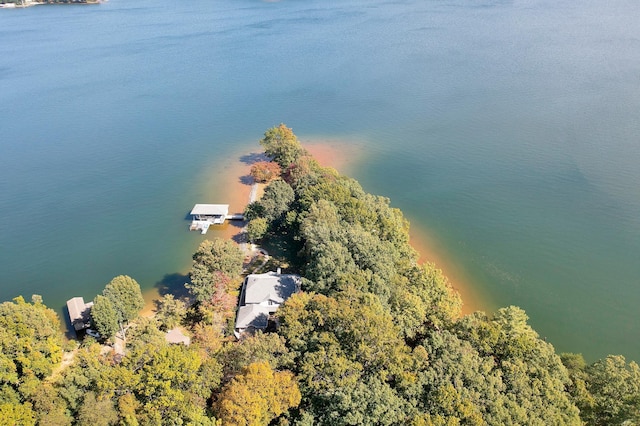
[141,137,489,318]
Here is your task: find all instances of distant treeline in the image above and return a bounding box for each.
[0,124,638,425]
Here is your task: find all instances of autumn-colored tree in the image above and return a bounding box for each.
[197,271,237,324]
[30,383,72,426]
[216,361,300,425]
[188,239,243,304]
[117,342,214,424]
[250,161,281,183]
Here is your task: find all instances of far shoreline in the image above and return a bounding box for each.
[141,137,490,317]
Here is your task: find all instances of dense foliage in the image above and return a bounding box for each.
[0,125,638,425]
[91,275,145,340]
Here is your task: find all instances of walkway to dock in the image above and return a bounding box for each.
[240,181,259,253]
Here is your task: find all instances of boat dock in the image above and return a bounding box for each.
[189,204,245,234]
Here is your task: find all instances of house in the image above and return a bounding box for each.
[234,270,301,338]
[66,297,94,332]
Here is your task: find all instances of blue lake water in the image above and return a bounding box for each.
[1,0,639,361]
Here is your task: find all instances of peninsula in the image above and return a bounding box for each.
[0,125,637,425]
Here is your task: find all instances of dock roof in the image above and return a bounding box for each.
[66,297,93,331]
[190,204,229,216]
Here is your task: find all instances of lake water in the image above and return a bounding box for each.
[1,0,639,362]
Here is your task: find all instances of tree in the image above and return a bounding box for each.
[30,383,72,426]
[91,295,119,340]
[217,333,294,381]
[197,271,238,325]
[76,392,119,426]
[259,124,306,168]
[102,275,145,324]
[257,179,295,224]
[0,296,63,401]
[188,238,244,303]
[564,355,640,425]
[247,217,268,242]
[451,307,581,424]
[0,403,36,426]
[117,343,213,425]
[243,202,265,221]
[250,161,282,183]
[154,294,187,331]
[216,361,301,425]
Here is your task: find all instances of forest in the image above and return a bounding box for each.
[0,124,638,425]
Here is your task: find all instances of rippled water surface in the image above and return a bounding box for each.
[1,0,639,361]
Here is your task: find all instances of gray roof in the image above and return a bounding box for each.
[234,272,301,335]
[190,204,229,216]
[66,297,93,331]
[235,304,272,330]
[244,272,300,305]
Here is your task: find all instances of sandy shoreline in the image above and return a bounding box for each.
[141,138,487,317]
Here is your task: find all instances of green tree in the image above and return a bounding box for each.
[247,217,268,242]
[243,202,265,221]
[0,296,63,401]
[564,354,640,425]
[452,307,581,424]
[102,275,144,324]
[256,179,295,224]
[278,290,411,423]
[0,402,36,426]
[217,333,294,381]
[91,295,119,340]
[57,344,109,413]
[154,294,187,331]
[259,124,306,168]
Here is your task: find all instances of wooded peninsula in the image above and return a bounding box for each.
[0,125,638,425]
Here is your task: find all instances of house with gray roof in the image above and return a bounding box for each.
[234,270,301,338]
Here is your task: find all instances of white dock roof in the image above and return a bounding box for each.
[190,204,229,216]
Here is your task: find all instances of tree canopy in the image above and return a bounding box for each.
[102,275,145,324]
[188,238,244,304]
[259,123,306,168]
[0,125,636,425]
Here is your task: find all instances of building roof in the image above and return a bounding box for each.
[67,297,86,322]
[235,304,272,330]
[243,272,300,305]
[66,297,93,331]
[165,327,191,345]
[235,272,301,337]
[190,204,229,216]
